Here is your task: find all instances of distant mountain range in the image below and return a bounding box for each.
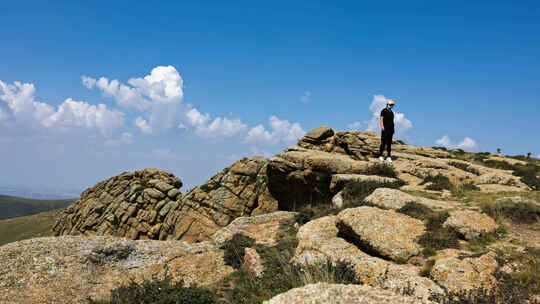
[0,185,80,199]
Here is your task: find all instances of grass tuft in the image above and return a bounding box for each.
[87,277,219,304]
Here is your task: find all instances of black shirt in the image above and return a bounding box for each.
[380,107,394,133]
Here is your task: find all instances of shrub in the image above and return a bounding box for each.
[341,179,404,203]
[222,234,256,269]
[420,174,453,191]
[418,211,460,251]
[483,159,515,170]
[219,231,360,304]
[419,259,435,277]
[512,164,540,190]
[87,277,219,304]
[432,146,448,151]
[366,163,397,178]
[481,200,540,224]
[396,202,433,220]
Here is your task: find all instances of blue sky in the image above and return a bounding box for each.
[1,1,539,196]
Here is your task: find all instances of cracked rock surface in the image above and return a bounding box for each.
[263,283,437,304]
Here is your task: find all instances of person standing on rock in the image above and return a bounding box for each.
[378,99,395,163]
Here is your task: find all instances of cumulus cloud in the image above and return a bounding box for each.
[134,117,152,134]
[366,95,412,138]
[300,91,311,103]
[83,66,184,134]
[0,80,124,136]
[245,116,305,145]
[82,66,183,111]
[184,108,247,138]
[435,135,478,151]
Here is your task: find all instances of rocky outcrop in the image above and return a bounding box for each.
[210,211,296,247]
[53,168,183,240]
[442,210,499,239]
[293,216,444,301]
[264,283,436,304]
[364,188,459,210]
[337,206,425,261]
[160,156,278,242]
[0,236,234,304]
[430,249,499,295]
[54,157,279,242]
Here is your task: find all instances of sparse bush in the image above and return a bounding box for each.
[341,179,404,203]
[222,234,256,269]
[483,159,515,170]
[219,230,360,304]
[366,163,397,178]
[481,200,540,224]
[87,277,219,304]
[512,163,540,190]
[418,211,460,251]
[419,259,435,277]
[420,174,453,191]
[396,202,433,220]
[432,146,448,151]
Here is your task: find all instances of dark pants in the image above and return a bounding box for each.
[379,130,393,157]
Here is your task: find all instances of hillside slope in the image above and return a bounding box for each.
[0,208,63,246]
[0,194,75,220]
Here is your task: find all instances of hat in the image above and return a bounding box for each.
[387,99,395,105]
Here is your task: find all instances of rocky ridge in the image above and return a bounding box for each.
[3,126,538,303]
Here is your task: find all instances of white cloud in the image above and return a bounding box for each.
[245,116,305,145]
[365,95,412,138]
[0,107,7,121]
[183,107,247,138]
[300,91,311,103]
[134,117,152,134]
[0,80,124,136]
[536,154,540,159]
[347,121,362,131]
[82,65,183,110]
[435,135,478,151]
[456,137,477,150]
[435,135,452,147]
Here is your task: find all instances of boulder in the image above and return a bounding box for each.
[337,206,425,261]
[442,210,498,239]
[430,249,498,295]
[263,283,436,304]
[53,169,182,240]
[293,216,444,301]
[160,156,279,242]
[0,236,233,304]
[364,188,458,210]
[210,211,296,247]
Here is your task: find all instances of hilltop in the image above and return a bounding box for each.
[1,126,538,304]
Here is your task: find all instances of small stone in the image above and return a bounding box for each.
[244,247,264,278]
[331,191,343,208]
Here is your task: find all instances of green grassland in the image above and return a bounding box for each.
[0,208,65,246]
[0,194,75,220]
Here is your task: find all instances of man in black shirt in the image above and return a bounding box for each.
[379,99,395,162]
